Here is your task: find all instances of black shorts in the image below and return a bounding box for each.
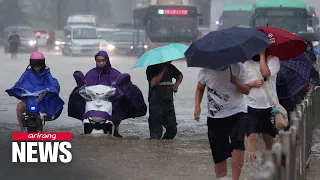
[207,112,247,164]
[246,106,277,137]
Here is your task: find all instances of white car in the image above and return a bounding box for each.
[34,29,49,46]
[96,27,121,51]
[61,25,100,56]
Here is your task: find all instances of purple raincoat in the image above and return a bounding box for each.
[85,51,121,86]
[67,51,147,124]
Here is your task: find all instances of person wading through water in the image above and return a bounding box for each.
[194,63,251,180]
[146,61,183,139]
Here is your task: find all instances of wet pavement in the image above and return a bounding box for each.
[307,125,320,180]
[0,49,319,179]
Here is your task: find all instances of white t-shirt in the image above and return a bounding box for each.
[198,63,249,118]
[244,56,280,109]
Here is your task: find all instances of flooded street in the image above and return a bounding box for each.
[0,49,318,179]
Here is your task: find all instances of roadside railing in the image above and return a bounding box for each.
[250,85,320,180]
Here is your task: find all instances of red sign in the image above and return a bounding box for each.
[164,9,188,15]
[12,132,73,141]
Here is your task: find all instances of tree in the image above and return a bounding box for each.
[0,0,29,30]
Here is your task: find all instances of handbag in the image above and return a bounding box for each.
[249,60,288,130]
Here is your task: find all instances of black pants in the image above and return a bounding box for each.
[148,101,177,139]
[247,107,278,137]
[207,112,247,164]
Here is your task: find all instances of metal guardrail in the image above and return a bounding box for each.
[250,85,320,180]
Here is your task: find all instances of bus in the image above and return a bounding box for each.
[133,5,199,50]
[217,4,255,30]
[251,0,310,33]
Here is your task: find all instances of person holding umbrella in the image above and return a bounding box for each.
[244,26,308,161]
[194,63,252,179]
[132,43,187,140]
[244,49,281,161]
[8,31,21,60]
[146,61,183,139]
[186,26,270,180]
[276,52,317,131]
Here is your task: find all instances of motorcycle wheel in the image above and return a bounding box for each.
[83,124,92,134]
[26,117,43,132]
[27,126,38,132]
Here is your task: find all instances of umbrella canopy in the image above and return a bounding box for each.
[185,26,270,69]
[257,26,307,60]
[131,43,188,69]
[276,53,312,99]
[296,32,320,42]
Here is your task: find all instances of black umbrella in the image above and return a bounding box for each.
[184,26,270,69]
[296,32,320,42]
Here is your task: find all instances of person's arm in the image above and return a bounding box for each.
[247,79,264,89]
[194,82,205,121]
[232,79,250,95]
[147,65,166,87]
[230,66,250,95]
[259,50,271,78]
[174,74,183,86]
[195,82,205,109]
[171,65,183,91]
[230,74,250,95]
[194,69,206,120]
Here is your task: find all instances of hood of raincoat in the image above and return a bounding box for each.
[85,51,121,86]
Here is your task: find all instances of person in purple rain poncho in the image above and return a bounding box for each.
[68,51,147,138]
[86,51,122,137]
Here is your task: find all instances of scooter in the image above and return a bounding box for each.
[21,89,49,132]
[78,85,116,135]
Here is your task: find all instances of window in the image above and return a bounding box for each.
[72,28,97,39]
[147,16,198,42]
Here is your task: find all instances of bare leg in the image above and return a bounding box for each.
[16,102,26,132]
[215,160,228,178]
[262,134,276,150]
[232,150,245,180]
[245,133,258,162]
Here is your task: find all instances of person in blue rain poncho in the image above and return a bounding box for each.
[6,52,64,132]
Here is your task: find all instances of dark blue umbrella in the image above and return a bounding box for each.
[184,26,270,69]
[276,53,312,99]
